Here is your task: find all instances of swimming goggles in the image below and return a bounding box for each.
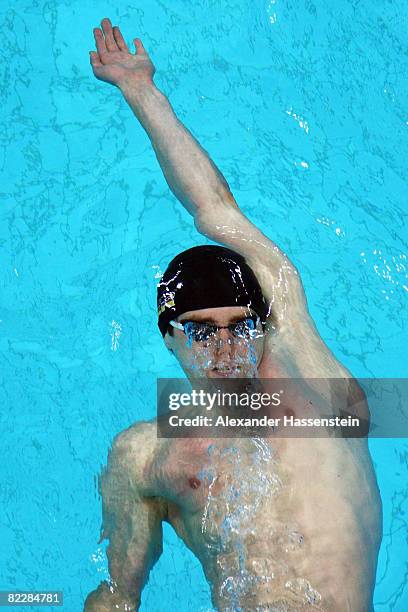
[169,314,262,342]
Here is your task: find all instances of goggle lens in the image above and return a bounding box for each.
[182,316,260,342]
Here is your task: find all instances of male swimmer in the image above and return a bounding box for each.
[84,18,382,612]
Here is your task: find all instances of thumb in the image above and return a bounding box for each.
[134,38,146,55]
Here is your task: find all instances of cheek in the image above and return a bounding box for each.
[254,337,265,359]
[174,338,220,374]
[237,337,264,366]
[173,337,214,364]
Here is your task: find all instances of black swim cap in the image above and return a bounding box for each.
[157,245,269,337]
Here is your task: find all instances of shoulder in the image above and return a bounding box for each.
[112,420,157,454]
[106,420,159,491]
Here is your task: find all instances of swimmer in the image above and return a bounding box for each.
[84,18,382,612]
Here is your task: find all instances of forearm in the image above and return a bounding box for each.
[119,78,238,218]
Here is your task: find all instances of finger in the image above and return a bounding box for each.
[134,38,147,55]
[101,17,118,52]
[113,26,129,52]
[89,51,102,68]
[93,28,107,57]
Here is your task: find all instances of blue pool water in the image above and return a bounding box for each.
[1,0,407,610]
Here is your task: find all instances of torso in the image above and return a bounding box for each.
[144,320,382,611]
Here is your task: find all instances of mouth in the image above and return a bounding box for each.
[211,364,241,377]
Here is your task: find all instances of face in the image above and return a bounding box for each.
[164,306,265,379]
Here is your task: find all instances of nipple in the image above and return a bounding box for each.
[189,476,201,489]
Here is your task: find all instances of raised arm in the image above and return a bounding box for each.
[90,18,307,324]
[84,426,165,612]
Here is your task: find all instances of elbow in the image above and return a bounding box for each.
[194,213,211,238]
[194,199,241,240]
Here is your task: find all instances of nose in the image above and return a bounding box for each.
[213,327,235,354]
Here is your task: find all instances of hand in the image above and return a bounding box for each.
[90,18,155,89]
[84,581,139,612]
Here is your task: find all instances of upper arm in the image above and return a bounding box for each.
[195,196,308,327]
[99,427,165,604]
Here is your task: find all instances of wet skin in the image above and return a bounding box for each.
[164,306,266,379]
[148,307,381,611]
[86,305,382,612]
[85,17,382,612]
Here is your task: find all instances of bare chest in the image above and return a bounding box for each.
[152,435,379,539]
[150,435,381,610]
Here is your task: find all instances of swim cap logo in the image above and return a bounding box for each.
[158,291,176,315]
